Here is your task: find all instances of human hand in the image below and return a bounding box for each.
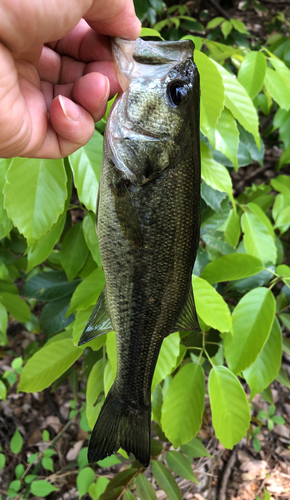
[0,0,141,159]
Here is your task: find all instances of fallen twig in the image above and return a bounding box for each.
[218,447,238,500]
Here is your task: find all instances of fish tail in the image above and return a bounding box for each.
[88,384,151,468]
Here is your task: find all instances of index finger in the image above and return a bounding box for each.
[85,0,141,40]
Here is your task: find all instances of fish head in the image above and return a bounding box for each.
[107,37,200,185]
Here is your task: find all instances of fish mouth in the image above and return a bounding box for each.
[112,37,195,91]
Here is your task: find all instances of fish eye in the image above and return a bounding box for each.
[167,80,189,106]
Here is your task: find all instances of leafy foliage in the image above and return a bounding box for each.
[0,1,290,498]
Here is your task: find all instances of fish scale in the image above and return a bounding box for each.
[79,37,201,467]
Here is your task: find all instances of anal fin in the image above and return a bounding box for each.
[170,285,201,334]
[78,287,113,346]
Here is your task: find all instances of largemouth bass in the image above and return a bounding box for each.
[79,37,201,468]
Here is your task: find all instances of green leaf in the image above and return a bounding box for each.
[152,332,180,390]
[202,234,234,261]
[30,480,59,497]
[66,267,105,315]
[26,213,66,273]
[243,318,282,398]
[7,479,21,496]
[192,275,232,333]
[97,455,121,468]
[264,67,290,110]
[195,51,225,144]
[18,339,82,392]
[200,254,263,284]
[241,212,276,263]
[213,60,260,148]
[86,358,105,428]
[0,293,30,322]
[4,158,67,245]
[152,461,182,500]
[0,302,8,345]
[206,17,225,29]
[205,40,242,63]
[273,196,289,229]
[22,270,80,301]
[221,20,232,39]
[39,296,73,335]
[77,467,96,499]
[42,456,54,472]
[180,437,211,458]
[282,336,290,356]
[82,213,102,266]
[218,208,241,247]
[201,143,234,204]
[140,27,163,38]
[161,363,204,448]
[238,52,267,99]
[135,474,157,500]
[0,262,10,281]
[237,123,264,167]
[231,18,249,34]
[276,366,290,388]
[89,477,110,500]
[106,332,117,377]
[215,108,239,169]
[99,486,124,500]
[201,183,227,213]
[269,57,290,92]
[278,144,290,170]
[0,159,13,239]
[10,428,23,454]
[247,202,275,238]
[208,365,251,449]
[0,380,7,401]
[274,206,290,232]
[271,175,290,197]
[61,222,89,281]
[224,287,275,374]
[104,360,115,396]
[279,313,290,330]
[69,130,103,212]
[166,451,198,483]
[123,490,137,500]
[105,469,138,493]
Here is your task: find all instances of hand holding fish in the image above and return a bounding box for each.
[0,0,141,159]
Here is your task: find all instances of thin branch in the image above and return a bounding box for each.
[218,447,237,500]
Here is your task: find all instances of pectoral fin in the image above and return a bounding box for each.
[170,286,201,334]
[78,287,113,346]
[111,180,142,248]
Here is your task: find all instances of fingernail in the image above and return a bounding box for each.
[101,76,110,107]
[59,95,81,121]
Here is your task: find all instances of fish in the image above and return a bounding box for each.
[78,36,201,468]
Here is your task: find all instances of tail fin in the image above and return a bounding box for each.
[88,384,151,468]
